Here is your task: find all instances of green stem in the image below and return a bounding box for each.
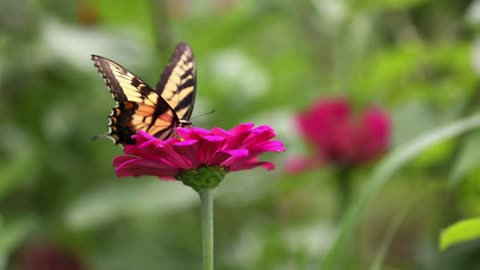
[334,168,353,270]
[335,168,352,222]
[199,188,214,270]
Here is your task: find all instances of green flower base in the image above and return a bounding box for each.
[177,166,227,191]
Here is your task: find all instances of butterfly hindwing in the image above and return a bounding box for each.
[155,42,196,121]
[91,55,180,145]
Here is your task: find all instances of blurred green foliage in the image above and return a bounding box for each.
[1,0,480,269]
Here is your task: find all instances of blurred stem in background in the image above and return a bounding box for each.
[334,167,356,269]
[332,25,347,94]
[439,84,480,224]
[149,0,173,61]
[335,168,352,222]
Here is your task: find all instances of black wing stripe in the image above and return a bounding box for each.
[174,91,195,111]
[180,78,195,89]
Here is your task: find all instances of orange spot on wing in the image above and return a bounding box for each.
[124,102,135,109]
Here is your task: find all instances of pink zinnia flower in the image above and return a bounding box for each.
[114,123,285,185]
[287,98,391,172]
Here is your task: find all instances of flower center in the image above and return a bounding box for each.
[176,166,227,191]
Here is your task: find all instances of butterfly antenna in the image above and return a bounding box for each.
[191,109,215,120]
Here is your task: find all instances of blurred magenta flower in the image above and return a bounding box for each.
[114,123,285,183]
[288,98,391,172]
[18,241,85,270]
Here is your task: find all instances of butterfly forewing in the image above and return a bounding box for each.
[155,42,196,121]
[91,55,180,146]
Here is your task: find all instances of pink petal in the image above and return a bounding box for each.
[124,144,175,166]
[223,130,251,150]
[211,127,231,137]
[134,130,158,145]
[172,139,202,168]
[229,160,276,171]
[177,127,212,140]
[197,136,226,164]
[230,122,255,134]
[223,149,250,158]
[207,151,234,165]
[252,125,276,136]
[153,141,192,169]
[219,149,251,167]
[115,158,179,179]
[113,155,136,167]
[215,149,249,167]
[239,127,277,149]
[255,140,286,152]
[284,156,324,174]
[296,98,351,151]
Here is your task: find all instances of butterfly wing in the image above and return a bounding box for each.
[91,55,180,145]
[155,42,196,121]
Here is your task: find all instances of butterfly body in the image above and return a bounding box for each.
[91,42,196,146]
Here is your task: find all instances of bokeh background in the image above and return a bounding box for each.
[2,0,480,269]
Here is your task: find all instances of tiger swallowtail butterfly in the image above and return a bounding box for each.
[91,42,196,146]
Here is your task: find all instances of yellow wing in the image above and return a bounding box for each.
[155,42,196,121]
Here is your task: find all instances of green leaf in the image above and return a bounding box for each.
[321,114,480,270]
[440,218,480,251]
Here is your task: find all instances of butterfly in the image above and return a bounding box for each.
[91,42,196,146]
